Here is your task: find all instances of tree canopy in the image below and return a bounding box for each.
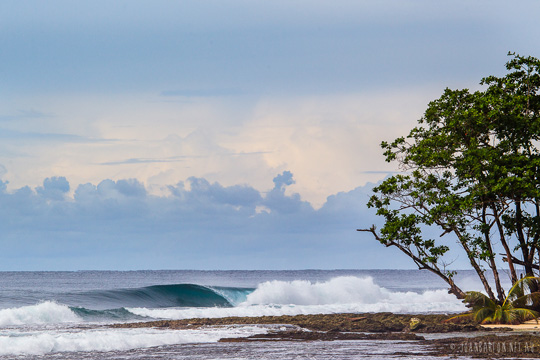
[359,52,540,305]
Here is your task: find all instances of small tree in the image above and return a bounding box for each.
[447,276,540,324]
[359,53,540,305]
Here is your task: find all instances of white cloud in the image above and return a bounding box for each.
[0,89,432,207]
[0,173,419,270]
[223,90,434,206]
[1,0,539,270]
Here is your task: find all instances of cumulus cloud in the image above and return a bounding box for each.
[5,0,540,209]
[74,179,146,202]
[175,177,262,207]
[35,176,70,201]
[272,171,295,191]
[0,172,428,270]
[262,171,312,215]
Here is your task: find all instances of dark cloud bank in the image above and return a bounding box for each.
[0,172,412,270]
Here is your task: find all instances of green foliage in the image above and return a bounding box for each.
[448,277,540,324]
[361,52,540,302]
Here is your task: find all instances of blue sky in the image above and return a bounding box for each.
[1,1,539,270]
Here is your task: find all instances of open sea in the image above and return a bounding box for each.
[0,270,498,359]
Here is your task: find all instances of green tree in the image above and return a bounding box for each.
[359,53,540,305]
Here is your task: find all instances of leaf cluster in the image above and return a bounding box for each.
[448,277,540,324]
[363,52,540,303]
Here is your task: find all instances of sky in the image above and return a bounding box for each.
[1,1,540,270]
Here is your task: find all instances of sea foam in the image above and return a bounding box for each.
[0,326,268,355]
[242,276,387,305]
[126,276,466,319]
[242,276,462,308]
[0,301,80,326]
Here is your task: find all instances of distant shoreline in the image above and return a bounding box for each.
[113,312,540,358]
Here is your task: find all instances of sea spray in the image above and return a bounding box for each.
[208,286,253,306]
[0,326,269,356]
[241,276,463,308]
[0,270,481,359]
[125,276,467,320]
[0,301,80,326]
[242,276,387,305]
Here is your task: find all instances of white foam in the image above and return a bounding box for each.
[243,276,387,305]
[127,276,466,319]
[0,326,268,355]
[0,301,80,326]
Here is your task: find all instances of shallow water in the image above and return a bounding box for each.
[0,339,482,360]
[0,270,485,358]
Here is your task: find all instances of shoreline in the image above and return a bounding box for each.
[113,313,540,358]
[481,319,540,331]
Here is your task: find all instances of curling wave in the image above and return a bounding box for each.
[0,277,466,325]
[73,283,253,309]
[126,276,467,320]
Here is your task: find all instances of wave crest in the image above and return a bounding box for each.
[78,284,252,308]
[0,301,80,326]
[242,276,387,305]
[126,276,466,320]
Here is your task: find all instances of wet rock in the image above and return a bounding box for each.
[112,312,483,333]
[425,334,540,358]
[219,330,425,342]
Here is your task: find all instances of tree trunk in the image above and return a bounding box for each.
[482,205,505,303]
[493,205,518,284]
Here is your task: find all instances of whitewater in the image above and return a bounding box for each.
[0,270,479,359]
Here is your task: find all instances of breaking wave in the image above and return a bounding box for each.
[0,302,80,326]
[74,283,252,308]
[0,277,466,327]
[0,274,470,356]
[127,276,466,319]
[0,327,269,356]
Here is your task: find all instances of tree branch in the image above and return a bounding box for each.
[502,255,540,271]
[358,226,466,299]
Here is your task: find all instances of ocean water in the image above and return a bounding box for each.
[0,270,486,359]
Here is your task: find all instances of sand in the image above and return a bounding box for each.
[482,319,540,331]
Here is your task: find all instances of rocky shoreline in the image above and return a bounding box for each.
[112,313,483,333]
[113,313,540,358]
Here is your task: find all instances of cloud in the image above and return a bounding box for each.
[0,129,90,142]
[0,109,53,122]
[73,179,148,220]
[261,171,312,215]
[2,0,540,206]
[0,172,430,270]
[160,89,243,97]
[0,90,435,212]
[2,1,538,270]
[100,157,187,166]
[272,171,295,191]
[36,176,70,201]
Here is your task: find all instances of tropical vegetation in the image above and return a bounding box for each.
[447,276,540,324]
[358,53,540,320]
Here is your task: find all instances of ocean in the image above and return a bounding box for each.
[0,270,491,359]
